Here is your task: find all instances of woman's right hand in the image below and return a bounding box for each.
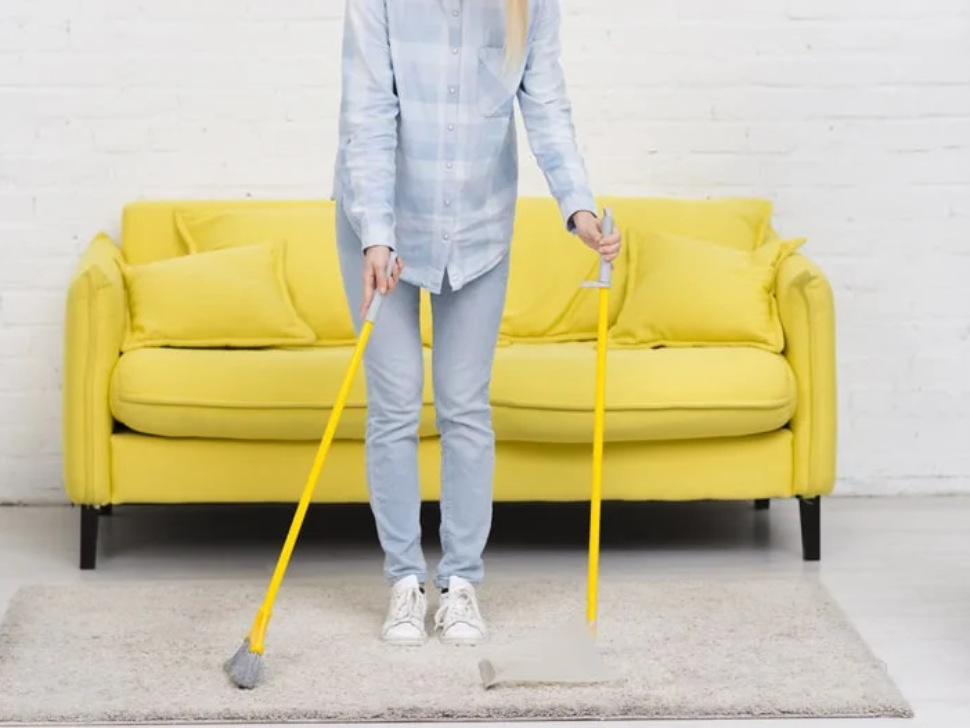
[360,245,403,319]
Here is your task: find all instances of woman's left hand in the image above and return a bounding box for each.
[572,210,621,262]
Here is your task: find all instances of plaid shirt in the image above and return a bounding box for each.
[333,0,596,294]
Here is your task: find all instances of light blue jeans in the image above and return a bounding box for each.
[335,203,510,590]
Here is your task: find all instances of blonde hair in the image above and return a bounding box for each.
[505,0,529,66]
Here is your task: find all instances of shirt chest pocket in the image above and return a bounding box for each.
[477,46,519,118]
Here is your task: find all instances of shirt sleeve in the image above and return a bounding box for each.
[516,0,598,232]
[338,0,399,251]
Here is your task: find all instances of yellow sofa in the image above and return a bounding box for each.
[62,197,837,569]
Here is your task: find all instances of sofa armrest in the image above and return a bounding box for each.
[62,233,127,505]
[777,253,837,498]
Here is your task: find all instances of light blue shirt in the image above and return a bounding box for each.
[333,0,597,294]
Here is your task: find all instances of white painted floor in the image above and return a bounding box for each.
[1,496,968,726]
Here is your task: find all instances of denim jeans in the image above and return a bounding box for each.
[335,203,510,589]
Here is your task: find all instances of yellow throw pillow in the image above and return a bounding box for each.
[175,206,355,345]
[120,241,316,352]
[609,233,805,353]
[499,198,630,343]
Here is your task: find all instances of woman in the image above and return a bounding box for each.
[332,0,621,646]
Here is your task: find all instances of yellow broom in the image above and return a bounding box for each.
[224,253,398,690]
[478,208,615,689]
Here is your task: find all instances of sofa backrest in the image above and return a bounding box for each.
[120,196,773,346]
[121,199,330,263]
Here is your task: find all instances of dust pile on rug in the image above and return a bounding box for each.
[0,576,911,723]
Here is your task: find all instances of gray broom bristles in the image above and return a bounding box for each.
[224,637,263,689]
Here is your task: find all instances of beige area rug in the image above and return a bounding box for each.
[0,576,911,724]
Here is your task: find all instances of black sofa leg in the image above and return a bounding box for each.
[799,497,821,561]
[754,499,770,511]
[80,506,99,570]
[99,504,113,516]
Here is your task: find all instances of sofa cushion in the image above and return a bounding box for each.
[489,344,797,443]
[110,347,437,441]
[111,343,795,445]
[120,241,316,353]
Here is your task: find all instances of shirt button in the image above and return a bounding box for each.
[449,86,456,94]
[444,199,452,206]
[443,233,450,241]
[452,9,459,16]
[446,162,454,169]
[447,124,454,131]
[452,47,459,55]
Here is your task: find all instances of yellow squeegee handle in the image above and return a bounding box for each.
[247,252,398,654]
[580,208,614,633]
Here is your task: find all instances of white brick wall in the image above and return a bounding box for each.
[1,0,968,503]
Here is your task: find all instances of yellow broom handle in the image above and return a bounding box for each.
[583,209,613,632]
[588,286,608,629]
[260,324,372,602]
[251,252,397,648]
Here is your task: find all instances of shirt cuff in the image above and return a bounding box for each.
[559,192,599,233]
[359,215,396,253]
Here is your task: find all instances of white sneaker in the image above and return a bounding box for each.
[381,575,428,646]
[434,576,487,645]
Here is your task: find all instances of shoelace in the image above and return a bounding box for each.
[434,587,480,630]
[389,586,423,625]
